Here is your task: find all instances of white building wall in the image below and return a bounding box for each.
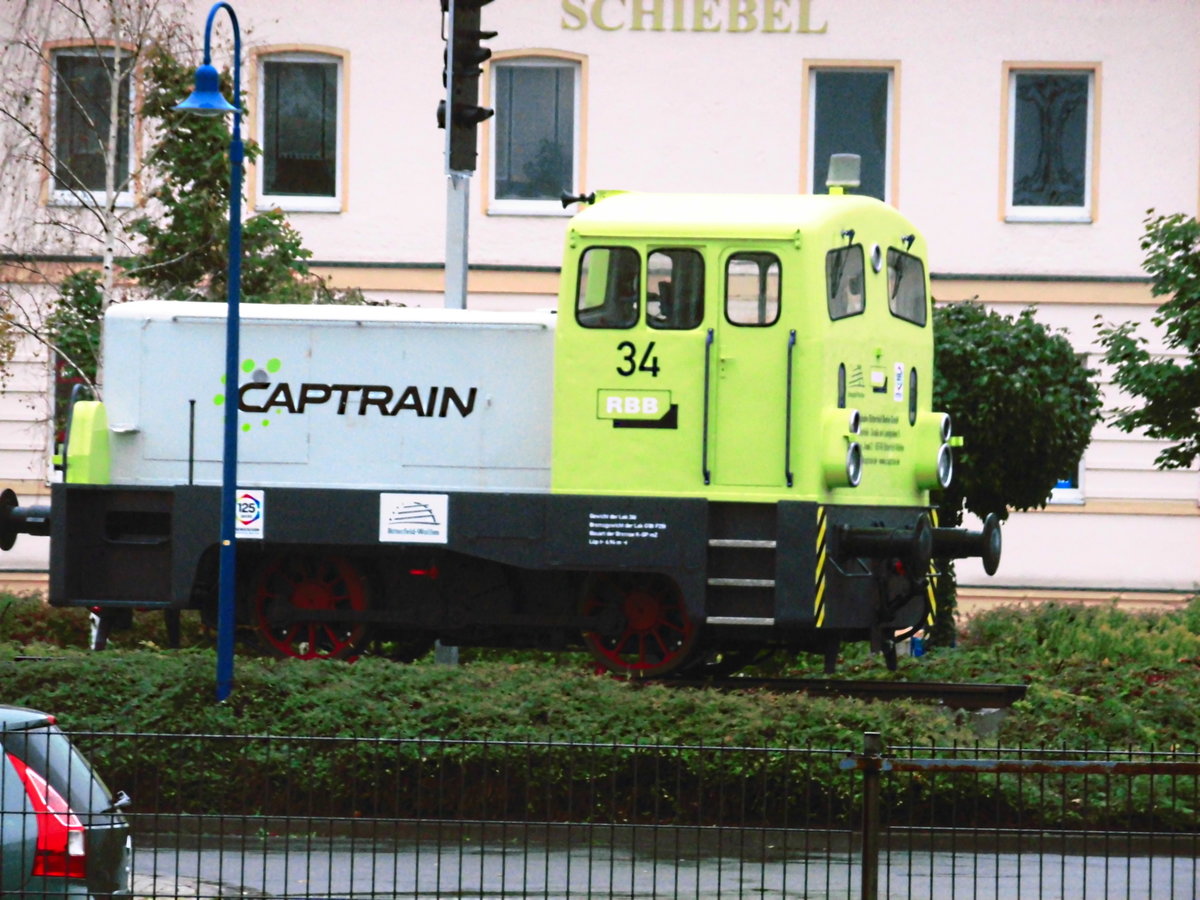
[0,332,51,488]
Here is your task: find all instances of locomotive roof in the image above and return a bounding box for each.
[107,301,557,328]
[570,190,914,241]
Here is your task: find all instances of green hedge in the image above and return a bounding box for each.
[3,592,1200,750]
[2,593,1198,830]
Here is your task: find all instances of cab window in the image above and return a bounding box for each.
[887,248,928,326]
[725,252,781,326]
[576,247,640,329]
[826,245,865,320]
[647,248,704,330]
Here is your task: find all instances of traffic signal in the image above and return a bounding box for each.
[438,0,496,172]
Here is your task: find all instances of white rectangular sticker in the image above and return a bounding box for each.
[893,362,906,403]
[380,493,449,544]
[235,489,265,540]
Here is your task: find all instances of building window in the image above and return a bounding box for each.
[490,56,580,215]
[51,49,133,204]
[1050,355,1089,504]
[258,52,343,212]
[1006,68,1095,222]
[809,68,892,201]
[1050,468,1085,505]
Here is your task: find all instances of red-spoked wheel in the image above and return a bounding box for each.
[252,554,371,660]
[581,573,698,678]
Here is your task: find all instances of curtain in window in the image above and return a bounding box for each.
[54,53,131,193]
[494,64,574,201]
[1012,72,1089,208]
[263,60,337,197]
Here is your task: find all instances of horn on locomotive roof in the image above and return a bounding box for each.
[560,190,597,208]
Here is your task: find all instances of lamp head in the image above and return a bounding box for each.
[176,63,237,116]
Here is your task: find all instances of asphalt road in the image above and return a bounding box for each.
[130,834,1199,899]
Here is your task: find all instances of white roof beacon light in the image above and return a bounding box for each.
[826,153,862,195]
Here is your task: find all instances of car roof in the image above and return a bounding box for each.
[0,704,56,731]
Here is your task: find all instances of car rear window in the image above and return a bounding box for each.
[1,725,110,815]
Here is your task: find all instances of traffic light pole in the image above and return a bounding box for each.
[444,174,470,311]
[440,0,494,311]
[443,0,468,310]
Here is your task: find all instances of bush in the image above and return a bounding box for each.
[4,591,1199,752]
[4,592,1197,830]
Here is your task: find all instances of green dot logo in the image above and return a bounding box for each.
[214,357,285,431]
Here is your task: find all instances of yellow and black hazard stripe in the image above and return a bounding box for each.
[814,506,828,627]
[925,509,939,625]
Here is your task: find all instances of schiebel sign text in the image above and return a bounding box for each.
[562,0,827,34]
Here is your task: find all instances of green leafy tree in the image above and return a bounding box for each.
[44,269,104,388]
[1097,211,1200,470]
[43,269,105,437]
[0,0,188,401]
[929,302,1102,644]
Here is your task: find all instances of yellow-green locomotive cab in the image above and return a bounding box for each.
[549,189,979,675]
[551,190,947,509]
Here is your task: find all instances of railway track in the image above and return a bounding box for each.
[666,676,1028,710]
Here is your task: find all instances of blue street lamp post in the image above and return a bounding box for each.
[177,2,243,702]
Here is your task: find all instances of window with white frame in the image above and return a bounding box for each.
[1050,353,1090,504]
[1006,68,1095,222]
[51,48,133,205]
[490,57,579,215]
[809,68,892,202]
[258,53,342,212]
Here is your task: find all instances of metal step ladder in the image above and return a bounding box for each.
[705,506,777,626]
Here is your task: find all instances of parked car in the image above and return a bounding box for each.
[1,705,131,898]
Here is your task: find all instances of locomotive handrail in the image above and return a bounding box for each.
[702,327,713,485]
[785,329,796,487]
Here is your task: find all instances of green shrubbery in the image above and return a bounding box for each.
[3,592,1197,830]
[2,591,1199,752]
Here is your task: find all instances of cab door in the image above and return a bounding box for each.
[552,245,711,497]
[711,251,790,488]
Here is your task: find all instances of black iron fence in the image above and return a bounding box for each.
[50,731,1200,897]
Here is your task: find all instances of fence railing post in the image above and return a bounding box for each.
[860,731,883,900]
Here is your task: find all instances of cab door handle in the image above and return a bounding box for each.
[702,329,714,485]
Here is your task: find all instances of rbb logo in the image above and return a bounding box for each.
[606,396,659,416]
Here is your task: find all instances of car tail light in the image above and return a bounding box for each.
[6,752,87,879]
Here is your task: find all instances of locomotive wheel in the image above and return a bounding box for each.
[581,573,698,678]
[252,554,372,660]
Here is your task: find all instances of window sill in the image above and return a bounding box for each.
[49,191,134,209]
[1048,488,1085,505]
[258,196,341,214]
[1005,210,1093,224]
[487,199,574,218]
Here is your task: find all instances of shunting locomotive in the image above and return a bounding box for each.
[1,161,1001,676]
